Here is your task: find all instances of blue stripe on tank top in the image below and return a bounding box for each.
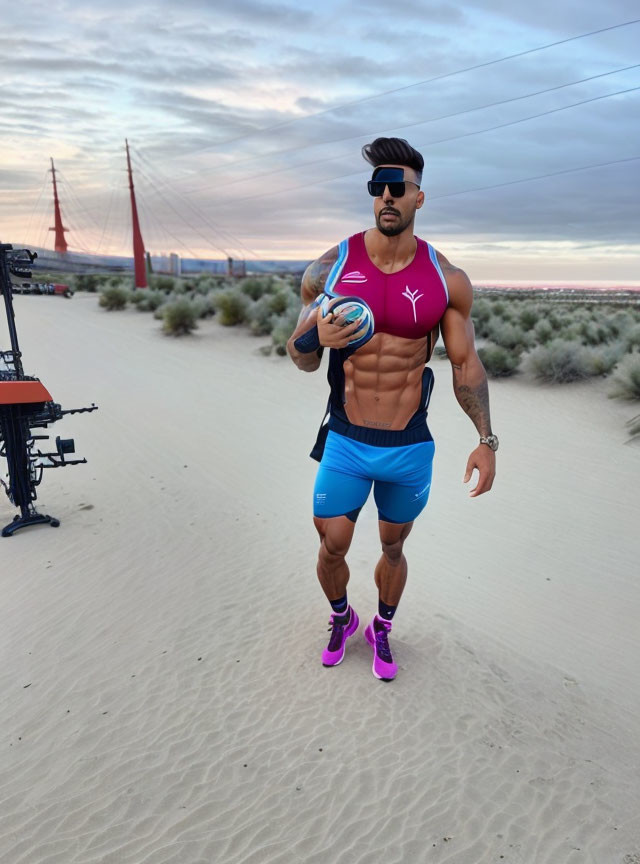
[427,242,449,304]
[324,238,349,297]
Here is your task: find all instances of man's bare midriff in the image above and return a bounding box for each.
[342,330,436,430]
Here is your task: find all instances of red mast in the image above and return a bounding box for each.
[49,158,68,253]
[125,139,148,288]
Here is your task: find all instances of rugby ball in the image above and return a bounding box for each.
[322,295,375,348]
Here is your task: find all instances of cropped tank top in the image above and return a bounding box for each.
[316,232,450,451]
[324,231,449,339]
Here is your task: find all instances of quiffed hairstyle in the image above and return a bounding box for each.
[362,137,424,185]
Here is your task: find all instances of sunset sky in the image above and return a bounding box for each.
[1,0,639,280]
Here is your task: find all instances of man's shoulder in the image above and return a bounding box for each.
[300,243,342,303]
[425,246,472,311]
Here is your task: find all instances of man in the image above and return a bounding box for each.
[287,137,497,681]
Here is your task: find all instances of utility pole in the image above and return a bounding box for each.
[49,158,68,253]
[125,139,148,288]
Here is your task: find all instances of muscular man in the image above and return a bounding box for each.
[287,137,497,681]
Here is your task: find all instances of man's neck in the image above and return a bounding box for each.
[364,226,417,273]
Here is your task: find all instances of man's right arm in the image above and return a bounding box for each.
[286,246,339,372]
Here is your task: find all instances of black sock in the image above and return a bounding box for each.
[378,599,397,620]
[330,595,348,614]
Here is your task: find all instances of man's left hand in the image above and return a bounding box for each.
[463,445,496,497]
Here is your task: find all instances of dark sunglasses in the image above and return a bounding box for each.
[367,166,420,198]
[367,180,419,198]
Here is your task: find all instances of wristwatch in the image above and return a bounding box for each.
[479,434,499,451]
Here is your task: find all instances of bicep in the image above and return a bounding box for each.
[441,268,475,366]
[441,306,475,366]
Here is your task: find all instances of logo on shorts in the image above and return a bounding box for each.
[414,482,431,499]
[315,493,327,506]
[402,285,423,323]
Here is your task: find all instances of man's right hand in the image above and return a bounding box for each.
[316,298,370,349]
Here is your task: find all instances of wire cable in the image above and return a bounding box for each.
[193,80,640,197]
[132,147,260,259]
[212,85,640,205]
[187,63,640,188]
[176,18,640,159]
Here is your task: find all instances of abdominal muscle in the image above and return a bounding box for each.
[342,330,436,430]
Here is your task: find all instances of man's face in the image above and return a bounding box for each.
[371,164,424,237]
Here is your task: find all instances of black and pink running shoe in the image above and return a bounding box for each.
[364,615,398,680]
[322,606,360,667]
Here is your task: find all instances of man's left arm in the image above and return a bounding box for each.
[440,265,496,497]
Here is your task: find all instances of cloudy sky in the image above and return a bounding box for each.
[1,0,639,280]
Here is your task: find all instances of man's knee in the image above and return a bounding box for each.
[381,538,405,564]
[379,519,413,563]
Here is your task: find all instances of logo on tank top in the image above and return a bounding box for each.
[401,286,424,323]
[340,270,367,284]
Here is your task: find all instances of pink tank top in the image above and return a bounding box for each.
[325,231,449,339]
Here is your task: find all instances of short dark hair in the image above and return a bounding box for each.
[362,137,424,184]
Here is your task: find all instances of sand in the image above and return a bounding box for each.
[1,293,639,864]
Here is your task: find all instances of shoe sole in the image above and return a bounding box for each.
[364,624,397,681]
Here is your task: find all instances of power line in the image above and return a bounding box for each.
[206,87,640,206]
[192,76,640,197]
[25,170,49,246]
[420,155,640,201]
[131,146,261,259]
[212,152,639,210]
[176,18,640,160]
[131,161,230,259]
[185,63,640,188]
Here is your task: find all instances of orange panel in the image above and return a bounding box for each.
[0,381,52,404]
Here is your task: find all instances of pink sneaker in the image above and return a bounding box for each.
[322,606,359,667]
[364,615,398,680]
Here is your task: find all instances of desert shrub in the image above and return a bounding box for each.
[533,318,554,345]
[212,288,250,325]
[161,298,198,335]
[578,320,610,346]
[73,273,100,292]
[608,352,640,400]
[149,275,181,293]
[271,306,300,356]
[624,323,640,352]
[518,305,540,330]
[98,286,130,310]
[187,296,211,319]
[132,289,166,313]
[240,277,274,300]
[607,311,635,338]
[525,339,594,383]
[189,276,219,295]
[478,343,521,377]
[195,291,218,318]
[487,319,531,353]
[246,296,277,336]
[582,342,626,376]
[471,298,492,324]
[268,288,295,316]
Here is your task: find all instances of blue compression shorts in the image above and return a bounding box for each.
[313,430,435,524]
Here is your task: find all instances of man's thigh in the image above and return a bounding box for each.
[313,431,373,522]
[373,440,435,524]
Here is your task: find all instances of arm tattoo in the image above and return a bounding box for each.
[452,367,492,437]
[303,247,339,299]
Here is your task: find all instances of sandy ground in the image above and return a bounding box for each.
[1,293,639,864]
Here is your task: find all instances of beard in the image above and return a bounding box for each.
[375,208,413,236]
